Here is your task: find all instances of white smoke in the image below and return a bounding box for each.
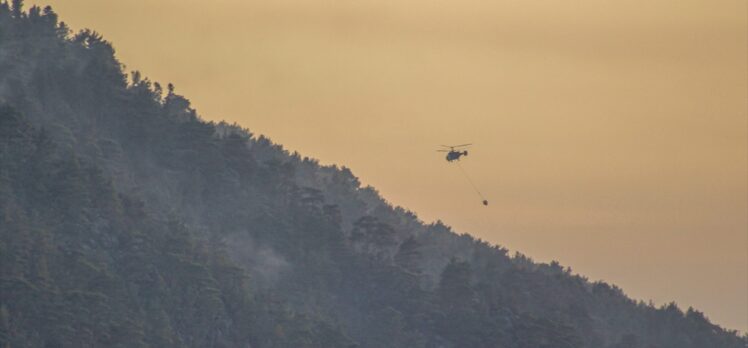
[223,233,289,288]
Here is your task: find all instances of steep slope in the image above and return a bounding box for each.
[0,4,745,347]
[0,109,356,347]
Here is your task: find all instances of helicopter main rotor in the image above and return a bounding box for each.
[437,143,472,152]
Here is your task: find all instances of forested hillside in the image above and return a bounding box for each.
[1,3,745,347]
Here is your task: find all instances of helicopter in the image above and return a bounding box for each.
[437,143,488,206]
[437,144,471,162]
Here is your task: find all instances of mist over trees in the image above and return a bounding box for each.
[0,3,746,347]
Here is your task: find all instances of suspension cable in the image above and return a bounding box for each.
[455,161,487,205]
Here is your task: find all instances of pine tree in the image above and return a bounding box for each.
[437,258,475,311]
[10,0,22,18]
[395,236,421,273]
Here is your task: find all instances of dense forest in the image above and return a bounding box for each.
[0,2,745,347]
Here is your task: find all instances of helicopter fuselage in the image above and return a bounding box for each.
[446,150,468,162]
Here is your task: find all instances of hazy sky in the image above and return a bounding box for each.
[31,0,747,332]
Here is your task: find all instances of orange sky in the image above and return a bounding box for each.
[30,0,748,332]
